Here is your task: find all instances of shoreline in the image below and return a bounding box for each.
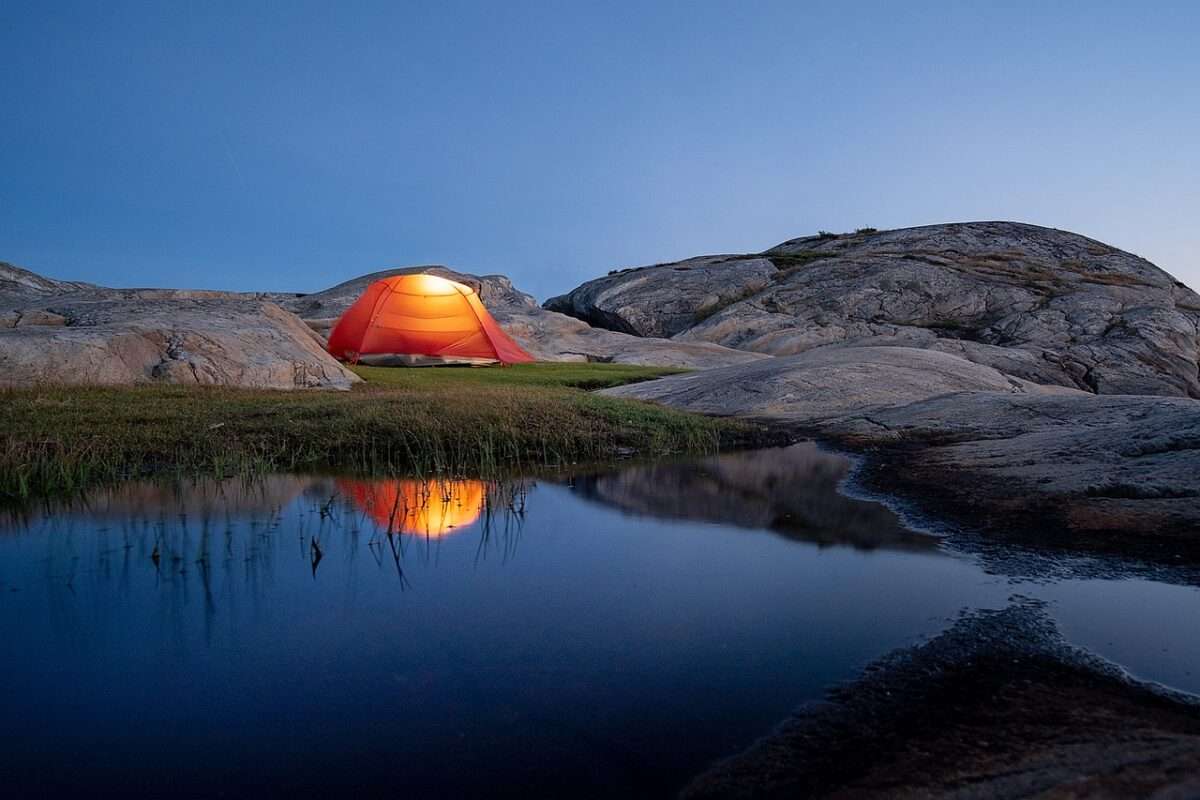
[804,424,1200,586]
[0,365,784,501]
[642,399,1200,584]
[670,424,1200,797]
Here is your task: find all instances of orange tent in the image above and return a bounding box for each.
[338,478,487,537]
[326,273,534,366]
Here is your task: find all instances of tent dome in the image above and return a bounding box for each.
[326,273,534,366]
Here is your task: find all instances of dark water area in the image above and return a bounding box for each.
[1,443,1198,798]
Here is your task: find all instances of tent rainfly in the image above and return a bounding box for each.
[326,273,534,366]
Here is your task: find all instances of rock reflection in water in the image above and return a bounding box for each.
[569,441,938,552]
[0,474,529,597]
[0,474,310,531]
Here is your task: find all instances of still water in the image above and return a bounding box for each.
[1,443,1197,797]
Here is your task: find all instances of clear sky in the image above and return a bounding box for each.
[2,1,1197,300]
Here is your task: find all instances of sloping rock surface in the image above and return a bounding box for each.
[601,345,1082,418]
[280,265,765,368]
[548,222,1200,398]
[823,392,1200,548]
[0,261,98,297]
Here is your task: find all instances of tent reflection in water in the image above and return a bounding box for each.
[339,478,487,538]
[326,273,534,366]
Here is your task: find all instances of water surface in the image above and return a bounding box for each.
[1,443,1197,797]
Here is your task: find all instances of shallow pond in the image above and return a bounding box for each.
[2,442,1197,797]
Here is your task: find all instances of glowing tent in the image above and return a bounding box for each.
[338,478,487,538]
[326,273,534,366]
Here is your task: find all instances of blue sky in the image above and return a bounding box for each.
[2,1,1197,299]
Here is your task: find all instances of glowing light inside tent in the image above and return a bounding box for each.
[403,273,460,296]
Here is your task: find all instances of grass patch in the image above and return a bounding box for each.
[0,364,769,499]
[349,362,685,391]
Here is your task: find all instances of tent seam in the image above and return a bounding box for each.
[357,282,399,360]
[459,292,505,362]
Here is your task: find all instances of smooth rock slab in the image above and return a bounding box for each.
[821,391,1200,548]
[600,345,1079,418]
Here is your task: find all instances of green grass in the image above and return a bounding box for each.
[349,362,686,391]
[0,363,769,500]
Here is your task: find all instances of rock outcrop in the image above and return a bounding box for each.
[281,265,766,369]
[548,222,1200,398]
[0,295,360,390]
[545,255,779,338]
[0,263,359,389]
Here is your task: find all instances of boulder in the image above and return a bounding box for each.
[548,222,1200,398]
[0,296,360,390]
